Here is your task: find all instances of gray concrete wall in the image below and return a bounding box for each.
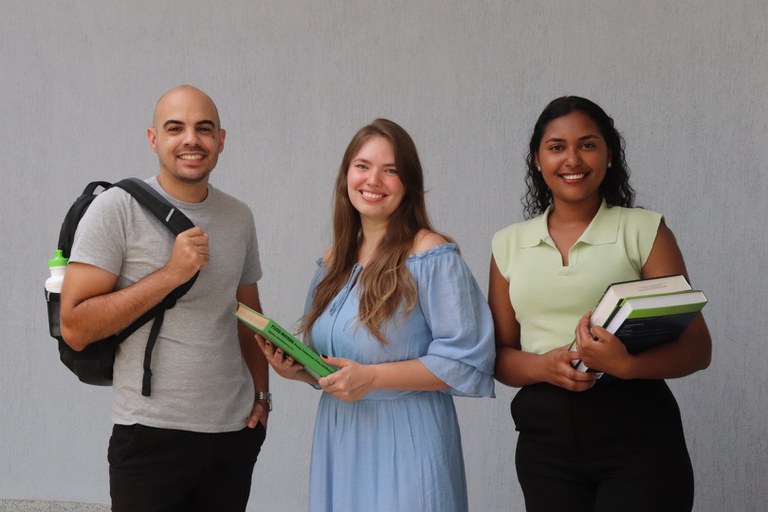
[1,1,765,510]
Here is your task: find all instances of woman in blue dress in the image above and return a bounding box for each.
[258,118,496,512]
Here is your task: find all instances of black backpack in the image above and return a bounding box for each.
[46,178,198,396]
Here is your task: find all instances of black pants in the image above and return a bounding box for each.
[511,380,693,512]
[108,423,267,512]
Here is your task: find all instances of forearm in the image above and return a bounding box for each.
[239,326,269,392]
[495,345,546,388]
[369,359,449,392]
[236,283,270,393]
[61,267,183,349]
[616,316,712,380]
[295,370,322,386]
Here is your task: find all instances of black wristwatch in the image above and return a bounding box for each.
[254,391,272,412]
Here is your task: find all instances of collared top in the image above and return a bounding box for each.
[492,200,662,354]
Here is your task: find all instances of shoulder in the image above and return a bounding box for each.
[648,216,681,255]
[493,213,543,239]
[208,185,253,217]
[615,205,663,226]
[492,220,524,242]
[613,205,664,243]
[321,247,333,265]
[608,205,666,268]
[410,229,449,255]
[653,218,677,245]
[93,184,132,206]
[642,218,687,277]
[492,215,543,252]
[78,186,133,224]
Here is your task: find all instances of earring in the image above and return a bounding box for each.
[607,162,612,168]
[536,166,541,172]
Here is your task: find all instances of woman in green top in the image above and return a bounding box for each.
[489,96,711,512]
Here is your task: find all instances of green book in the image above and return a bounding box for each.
[234,302,337,379]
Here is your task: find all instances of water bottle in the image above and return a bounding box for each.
[45,250,68,294]
[46,249,68,338]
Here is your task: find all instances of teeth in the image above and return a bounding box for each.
[362,191,383,199]
[562,173,586,180]
[179,154,204,160]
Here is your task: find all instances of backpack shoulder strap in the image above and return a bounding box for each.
[57,181,114,259]
[113,178,194,235]
[111,178,200,396]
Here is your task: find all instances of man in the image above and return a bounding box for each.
[60,85,269,511]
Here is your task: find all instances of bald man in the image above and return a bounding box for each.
[61,86,269,511]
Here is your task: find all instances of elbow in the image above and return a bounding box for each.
[697,349,712,371]
[493,362,524,388]
[694,333,713,372]
[682,343,711,376]
[692,317,712,372]
[59,317,93,352]
[59,299,102,351]
[60,329,90,352]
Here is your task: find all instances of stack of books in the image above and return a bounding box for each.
[571,275,708,373]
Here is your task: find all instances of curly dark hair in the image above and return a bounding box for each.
[522,96,635,218]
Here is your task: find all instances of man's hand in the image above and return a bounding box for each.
[165,226,209,283]
[246,400,268,429]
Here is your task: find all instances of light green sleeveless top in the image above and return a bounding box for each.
[491,200,662,354]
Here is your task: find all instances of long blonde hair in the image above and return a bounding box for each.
[301,119,445,344]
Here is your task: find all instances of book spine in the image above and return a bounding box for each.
[266,322,311,357]
[623,302,706,320]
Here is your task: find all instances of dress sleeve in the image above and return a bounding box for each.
[415,247,496,398]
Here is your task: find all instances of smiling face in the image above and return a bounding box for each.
[346,135,405,226]
[535,110,611,209]
[147,86,225,187]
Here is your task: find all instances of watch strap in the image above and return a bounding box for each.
[254,391,272,411]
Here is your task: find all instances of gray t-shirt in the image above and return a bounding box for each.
[70,177,262,433]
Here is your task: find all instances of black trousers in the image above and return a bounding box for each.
[108,423,267,512]
[511,380,694,512]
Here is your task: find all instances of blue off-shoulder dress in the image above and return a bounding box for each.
[306,243,495,512]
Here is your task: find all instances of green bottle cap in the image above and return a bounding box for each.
[49,249,69,268]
